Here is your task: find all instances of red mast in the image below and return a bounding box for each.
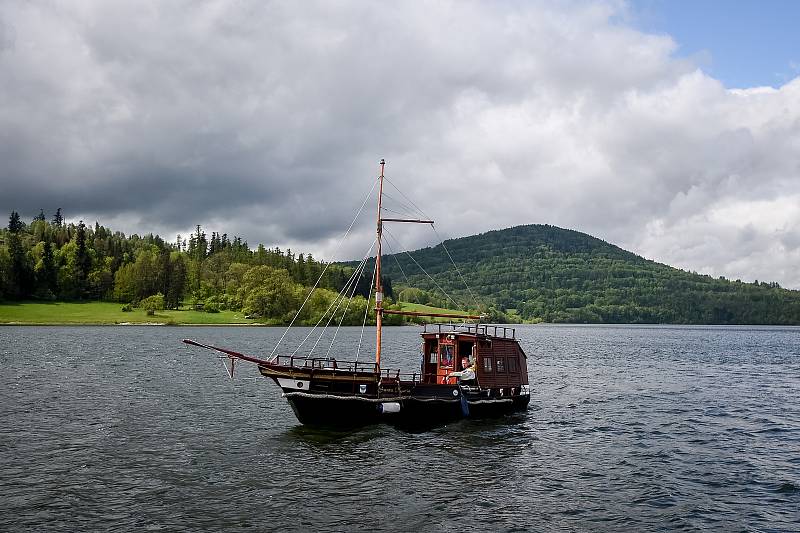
[375,159,385,369]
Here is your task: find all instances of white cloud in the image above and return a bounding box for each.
[1,0,798,287]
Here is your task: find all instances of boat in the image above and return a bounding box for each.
[183,159,530,428]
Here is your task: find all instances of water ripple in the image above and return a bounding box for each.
[1,324,799,531]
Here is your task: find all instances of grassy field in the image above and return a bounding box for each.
[0,300,475,325]
[0,301,254,325]
[397,301,473,322]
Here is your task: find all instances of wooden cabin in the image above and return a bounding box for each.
[420,324,528,391]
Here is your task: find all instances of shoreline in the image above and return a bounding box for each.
[2,321,799,328]
[0,301,471,327]
[0,321,422,327]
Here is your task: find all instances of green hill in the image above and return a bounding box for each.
[378,224,800,325]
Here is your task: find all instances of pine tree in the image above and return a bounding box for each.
[42,236,57,295]
[74,220,91,298]
[166,255,187,309]
[52,208,63,226]
[193,225,207,261]
[7,211,32,298]
[9,211,23,233]
[296,253,307,285]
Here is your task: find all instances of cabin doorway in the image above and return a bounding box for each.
[436,341,455,384]
[458,340,475,366]
[422,336,476,384]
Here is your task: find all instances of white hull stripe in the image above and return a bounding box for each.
[467,398,514,405]
[277,378,310,390]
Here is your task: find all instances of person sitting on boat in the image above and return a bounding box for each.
[447,357,476,384]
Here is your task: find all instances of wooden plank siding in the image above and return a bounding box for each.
[476,339,528,388]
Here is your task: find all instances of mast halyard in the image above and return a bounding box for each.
[375,159,385,369]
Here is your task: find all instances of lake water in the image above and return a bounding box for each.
[0,324,798,532]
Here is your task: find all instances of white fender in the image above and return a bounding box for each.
[378,402,401,414]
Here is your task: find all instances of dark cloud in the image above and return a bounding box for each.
[1,1,799,286]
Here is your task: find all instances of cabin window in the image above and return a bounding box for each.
[426,340,438,364]
[482,357,492,373]
[508,357,517,373]
[496,359,505,373]
[440,345,454,366]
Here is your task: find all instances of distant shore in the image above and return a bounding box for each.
[6,301,793,327]
[0,320,266,326]
[0,301,260,326]
[0,301,452,326]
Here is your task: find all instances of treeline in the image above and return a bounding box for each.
[380,224,800,325]
[9,211,795,325]
[0,210,398,324]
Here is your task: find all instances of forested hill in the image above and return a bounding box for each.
[379,224,800,325]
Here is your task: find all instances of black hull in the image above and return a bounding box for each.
[283,390,530,429]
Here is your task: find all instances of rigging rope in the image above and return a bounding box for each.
[324,250,369,358]
[384,176,431,220]
[432,224,480,311]
[383,226,462,310]
[379,205,419,218]
[383,238,413,292]
[379,192,421,219]
[385,175,479,312]
[355,256,377,364]
[307,257,366,358]
[268,177,379,360]
[293,239,376,359]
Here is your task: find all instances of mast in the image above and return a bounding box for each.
[372,159,478,370]
[375,159,385,369]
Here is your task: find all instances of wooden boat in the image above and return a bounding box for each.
[184,160,530,428]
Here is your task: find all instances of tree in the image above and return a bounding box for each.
[7,211,32,298]
[209,232,220,255]
[8,211,23,233]
[0,246,11,300]
[204,253,230,293]
[73,220,91,298]
[140,292,165,315]
[41,237,58,295]
[165,254,186,309]
[113,263,136,302]
[52,208,63,226]
[240,266,300,320]
[296,253,307,285]
[131,248,159,300]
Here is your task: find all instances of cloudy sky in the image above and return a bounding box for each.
[1,1,799,288]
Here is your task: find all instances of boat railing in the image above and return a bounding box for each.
[423,322,516,339]
[379,369,418,380]
[270,355,420,384]
[271,355,379,374]
[379,369,422,387]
